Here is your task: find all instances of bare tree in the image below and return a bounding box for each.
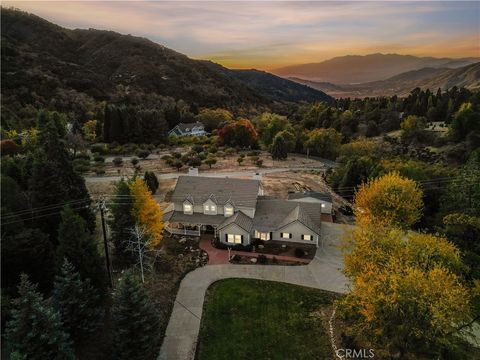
[126,224,159,283]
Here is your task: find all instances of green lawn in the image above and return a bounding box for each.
[196,279,337,360]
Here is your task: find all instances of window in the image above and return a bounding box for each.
[254,230,270,241]
[227,234,242,244]
[224,205,234,216]
[204,204,217,213]
[281,232,291,239]
[302,234,312,241]
[183,203,192,214]
[321,203,325,208]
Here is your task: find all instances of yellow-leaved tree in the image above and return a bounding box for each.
[354,172,423,229]
[341,226,472,357]
[129,177,164,249]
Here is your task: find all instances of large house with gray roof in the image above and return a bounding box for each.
[164,175,322,247]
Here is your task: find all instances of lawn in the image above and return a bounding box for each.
[196,279,337,360]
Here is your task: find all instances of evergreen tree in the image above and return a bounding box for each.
[5,274,75,360]
[53,259,103,343]
[112,271,160,360]
[56,205,106,291]
[270,134,288,160]
[109,179,136,264]
[30,113,94,237]
[143,171,159,194]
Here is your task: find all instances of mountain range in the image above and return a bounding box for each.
[1,8,331,123]
[273,53,479,84]
[290,62,480,98]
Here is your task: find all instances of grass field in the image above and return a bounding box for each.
[196,279,337,360]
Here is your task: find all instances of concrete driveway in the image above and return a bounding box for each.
[158,222,354,360]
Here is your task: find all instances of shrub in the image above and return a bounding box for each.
[257,254,268,264]
[131,157,139,166]
[256,159,264,167]
[90,144,108,155]
[74,164,90,173]
[93,155,105,163]
[294,248,306,258]
[237,157,244,166]
[136,150,150,159]
[94,167,106,176]
[247,150,260,156]
[113,157,123,167]
[191,144,204,154]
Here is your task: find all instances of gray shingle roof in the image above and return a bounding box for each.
[218,211,253,232]
[253,199,321,233]
[171,176,260,208]
[287,191,332,203]
[163,210,227,226]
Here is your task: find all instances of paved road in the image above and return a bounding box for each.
[84,166,328,183]
[158,222,354,360]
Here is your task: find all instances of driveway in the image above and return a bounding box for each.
[158,222,354,360]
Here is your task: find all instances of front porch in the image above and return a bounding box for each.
[164,210,227,237]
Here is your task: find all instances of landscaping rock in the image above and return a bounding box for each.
[250,258,257,264]
[179,237,187,244]
[281,245,287,249]
[258,244,264,249]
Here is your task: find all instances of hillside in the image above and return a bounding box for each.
[291,62,480,98]
[1,8,331,128]
[273,53,479,84]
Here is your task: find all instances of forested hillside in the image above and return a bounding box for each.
[1,8,330,131]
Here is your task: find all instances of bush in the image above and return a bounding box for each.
[247,150,260,156]
[256,159,264,167]
[75,153,91,160]
[74,164,90,173]
[90,144,108,155]
[257,254,268,264]
[294,248,306,258]
[113,157,123,167]
[131,157,139,166]
[136,150,150,159]
[93,155,105,163]
[191,144,204,154]
[94,167,106,176]
[73,158,90,167]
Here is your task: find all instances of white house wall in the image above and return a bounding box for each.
[218,223,251,246]
[270,221,319,246]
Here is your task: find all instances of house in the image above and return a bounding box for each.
[164,176,322,247]
[168,122,208,137]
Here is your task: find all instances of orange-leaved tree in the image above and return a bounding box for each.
[129,177,164,249]
[354,172,423,229]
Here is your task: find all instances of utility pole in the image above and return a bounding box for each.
[99,198,113,288]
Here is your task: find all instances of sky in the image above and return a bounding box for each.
[4,1,479,69]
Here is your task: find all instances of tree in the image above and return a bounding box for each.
[195,108,233,132]
[354,172,423,229]
[400,115,427,142]
[137,150,150,159]
[270,134,288,160]
[143,171,159,194]
[218,119,257,148]
[450,102,480,141]
[82,119,97,142]
[173,159,183,172]
[5,274,75,360]
[305,128,342,159]
[53,259,103,343]
[254,112,292,147]
[129,177,164,248]
[237,157,244,166]
[112,271,160,360]
[30,112,94,236]
[109,179,136,263]
[341,227,472,357]
[64,132,86,157]
[204,156,217,169]
[56,205,106,291]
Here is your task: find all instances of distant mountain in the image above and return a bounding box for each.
[290,62,480,98]
[202,62,331,103]
[1,8,331,126]
[273,53,479,84]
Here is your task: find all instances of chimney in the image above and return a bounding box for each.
[188,167,199,176]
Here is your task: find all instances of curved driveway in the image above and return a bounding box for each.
[158,222,353,360]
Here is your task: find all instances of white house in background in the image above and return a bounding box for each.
[168,122,208,137]
[164,175,322,247]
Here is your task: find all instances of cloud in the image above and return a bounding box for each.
[4,0,479,68]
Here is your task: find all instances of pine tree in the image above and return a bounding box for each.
[143,171,159,194]
[5,274,75,360]
[112,271,160,360]
[53,259,103,344]
[56,205,106,291]
[109,179,136,263]
[270,134,288,160]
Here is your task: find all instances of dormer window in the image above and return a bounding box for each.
[224,204,234,217]
[203,199,217,215]
[183,202,193,214]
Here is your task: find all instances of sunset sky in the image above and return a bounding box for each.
[4,1,479,69]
